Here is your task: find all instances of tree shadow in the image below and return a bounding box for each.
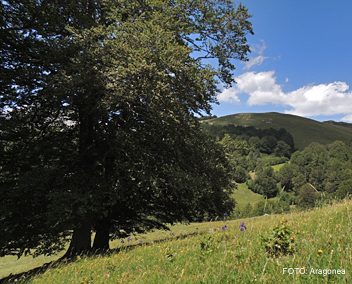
[0,258,71,284]
[0,231,204,283]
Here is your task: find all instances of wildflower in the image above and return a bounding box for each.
[239,222,247,232]
[221,225,228,231]
[127,236,132,242]
[318,249,323,255]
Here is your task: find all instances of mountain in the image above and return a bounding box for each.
[323,120,352,130]
[202,112,352,149]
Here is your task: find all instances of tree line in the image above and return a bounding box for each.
[228,140,352,218]
[277,141,352,206]
[204,124,294,156]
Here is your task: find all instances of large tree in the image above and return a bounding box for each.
[0,0,253,257]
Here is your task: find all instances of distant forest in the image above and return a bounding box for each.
[202,124,295,156]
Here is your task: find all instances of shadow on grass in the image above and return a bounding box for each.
[0,231,204,283]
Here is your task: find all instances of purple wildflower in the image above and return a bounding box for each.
[221,225,228,231]
[239,222,247,232]
[127,236,132,242]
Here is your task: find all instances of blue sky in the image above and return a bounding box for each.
[212,0,352,122]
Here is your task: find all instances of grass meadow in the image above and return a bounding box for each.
[232,183,264,210]
[1,199,349,283]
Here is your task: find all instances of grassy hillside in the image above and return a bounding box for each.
[6,200,351,283]
[232,183,265,210]
[203,112,352,149]
[0,183,275,281]
[324,120,352,130]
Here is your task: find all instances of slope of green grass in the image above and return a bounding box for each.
[324,120,352,130]
[0,254,64,280]
[272,163,286,172]
[0,183,271,280]
[204,112,352,149]
[16,200,352,284]
[232,183,264,210]
[0,223,221,280]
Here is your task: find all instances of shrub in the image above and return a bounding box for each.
[262,221,295,257]
[296,183,320,209]
[199,236,215,258]
[336,178,352,199]
[252,167,279,198]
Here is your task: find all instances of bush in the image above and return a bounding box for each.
[296,183,320,209]
[262,221,295,257]
[199,236,215,260]
[252,200,266,216]
[231,203,253,219]
[233,166,248,183]
[252,167,279,198]
[278,191,295,205]
[336,178,352,199]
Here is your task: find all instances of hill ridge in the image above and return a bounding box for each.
[203,112,352,149]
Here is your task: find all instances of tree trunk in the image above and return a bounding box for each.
[62,96,96,259]
[63,220,92,259]
[91,153,113,253]
[92,218,110,252]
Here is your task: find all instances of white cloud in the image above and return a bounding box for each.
[217,87,240,103]
[244,41,267,70]
[217,70,352,119]
[237,71,285,105]
[284,81,352,116]
[341,114,352,123]
[244,56,266,70]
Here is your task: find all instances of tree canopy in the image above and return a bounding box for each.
[0,0,253,257]
[276,141,352,201]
